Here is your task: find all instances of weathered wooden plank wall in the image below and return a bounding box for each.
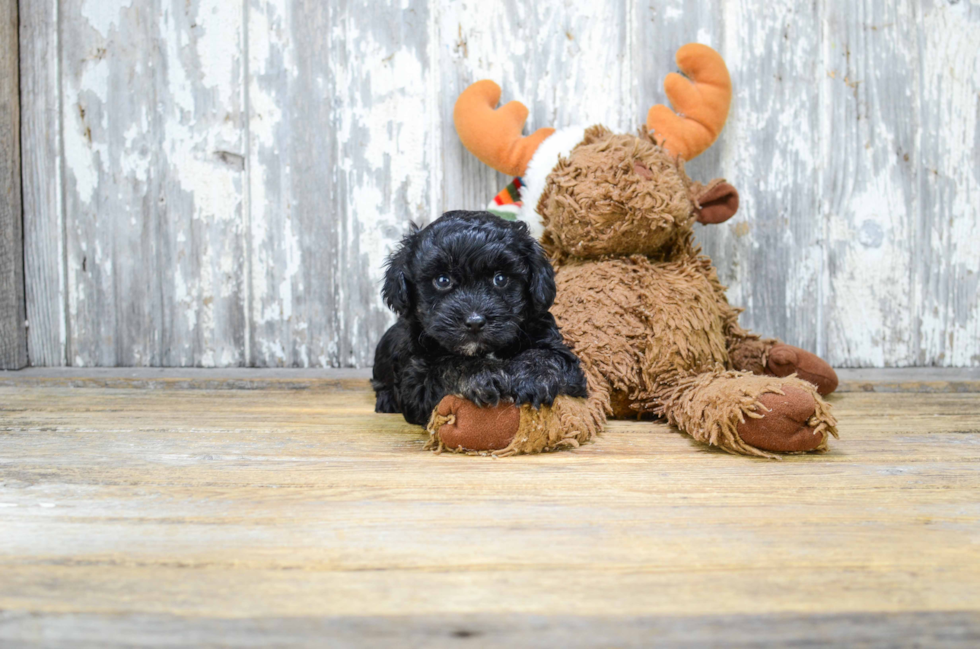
[1,0,28,369]
[19,0,64,367]
[16,0,980,368]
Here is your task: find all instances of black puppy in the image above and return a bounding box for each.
[372,210,588,425]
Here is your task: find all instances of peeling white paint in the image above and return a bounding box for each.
[342,42,428,318]
[79,0,133,38]
[247,0,292,337]
[916,1,980,366]
[63,53,110,207]
[827,178,915,366]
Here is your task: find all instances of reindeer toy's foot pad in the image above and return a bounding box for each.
[736,385,830,453]
[426,395,600,456]
[765,344,839,396]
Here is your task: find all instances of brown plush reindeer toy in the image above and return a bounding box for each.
[427,43,839,459]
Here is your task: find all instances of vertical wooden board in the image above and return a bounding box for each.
[436,0,632,221]
[433,0,510,217]
[60,0,247,366]
[915,0,980,366]
[632,0,724,256]
[634,2,824,353]
[19,0,66,367]
[1,0,27,369]
[248,0,434,367]
[247,0,334,367]
[719,2,823,353]
[820,0,919,367]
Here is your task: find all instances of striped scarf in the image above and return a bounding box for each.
[487,177,523,221]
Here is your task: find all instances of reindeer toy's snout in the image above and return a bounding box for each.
[430,43,839,458]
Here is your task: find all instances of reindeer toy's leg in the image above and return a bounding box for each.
[666,271,841,457]
[425,392,601,456]
[726,323,839,396]
[654,369,838,459]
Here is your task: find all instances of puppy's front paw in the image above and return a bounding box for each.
[511,379,559,409]
[458,370,512,407]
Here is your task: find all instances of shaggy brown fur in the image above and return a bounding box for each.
[540,128,695,260]
[541,128,837,458]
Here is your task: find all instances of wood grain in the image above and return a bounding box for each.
[2,366,980,392]
[720,1,824,355]
[1,0,27,370]
[0,380,978,644]
[19,0,66,367]
[58,0,248,367]
[914,0,980,366]
[822,0,918,367]
[247,0,434,368]
[15,1,980,368]
[2,611,979,649]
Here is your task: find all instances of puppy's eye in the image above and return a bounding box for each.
[492,273,509,288]
[433,275,453,290]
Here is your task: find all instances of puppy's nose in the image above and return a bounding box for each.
[465,313,486,332]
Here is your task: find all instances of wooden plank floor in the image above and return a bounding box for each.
[1,371,979,647]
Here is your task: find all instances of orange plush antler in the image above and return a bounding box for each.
[646,44,732,161]
[453,81,555,177]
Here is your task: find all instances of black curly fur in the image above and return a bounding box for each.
[372,211,588,425]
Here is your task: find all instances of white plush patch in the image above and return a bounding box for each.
[518,126,586,240]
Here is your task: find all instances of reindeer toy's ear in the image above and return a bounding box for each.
[693,180,740,224]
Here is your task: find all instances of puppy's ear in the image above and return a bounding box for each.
[526,240,557,316]
[382,223,419,316]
